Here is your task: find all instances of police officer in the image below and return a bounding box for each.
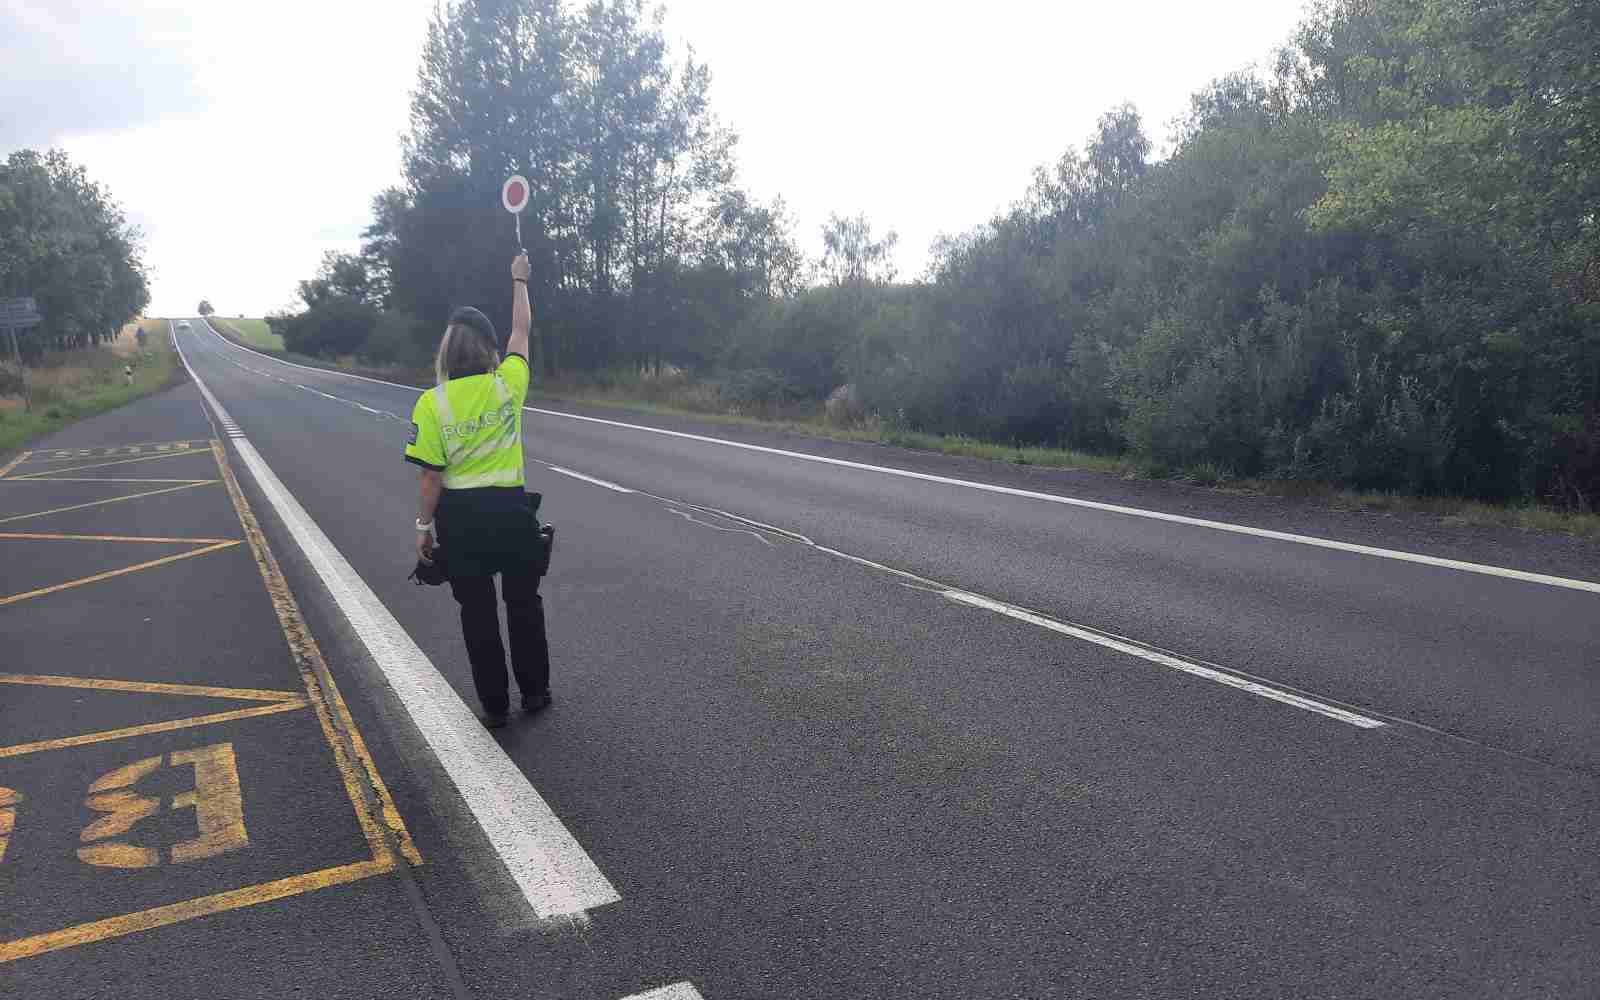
[406,252,548,728]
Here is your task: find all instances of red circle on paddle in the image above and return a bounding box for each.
[502,175,529,213]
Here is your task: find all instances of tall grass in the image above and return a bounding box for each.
[0,319,181,456]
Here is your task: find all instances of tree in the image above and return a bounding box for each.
[298,252,376,309]
[198,300,214,316]
[0,149,148,361]
[367,0,754,376]
[820,213,898,287]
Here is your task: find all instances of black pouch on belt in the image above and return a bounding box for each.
[534,524,555,577]
[526,490,555,577]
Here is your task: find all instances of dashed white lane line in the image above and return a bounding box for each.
[941,591,1386,728]
[173,325,621,920]
[653,497,1389,729]
[619,983,705,1000]
[196,316,1600,597]
[186,320,1392,728]
[545,464,634,493]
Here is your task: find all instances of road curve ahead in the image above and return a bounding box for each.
[165,317,1599,998]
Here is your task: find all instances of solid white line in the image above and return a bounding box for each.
[197,316,1600,596]
[524,409,1600,596]
[658,498,1386,728]
[546,464,634,493]
[941,591,1386,728]
[173,324,621,919]
[188,320,1384,726]
[619,984,705,1000]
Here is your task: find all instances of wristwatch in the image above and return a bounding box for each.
[415,518,433,533]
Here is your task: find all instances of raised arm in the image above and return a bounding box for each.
[508,253,532,363]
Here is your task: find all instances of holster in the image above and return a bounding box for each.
[527,490,554,577]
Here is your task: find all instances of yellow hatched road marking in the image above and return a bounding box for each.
[0,531,239,544]
[0,858,393,963]
[1,477,216,484]
[209,440,421,867]
[0,436,419,961]
[0,540,241,606]
[0,699,308,759]
[0,452,31,479]
[0,481,218,524]
[19,439,209,463]
[0,672,302,702]
[11,450,217,479]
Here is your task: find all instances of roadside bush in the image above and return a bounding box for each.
[1539,407,1600,512]
[1289,363,1456,495]
[980,361,1074,444]
[279,297,378,358]
[360,311,431,366]
[715,368,807,415]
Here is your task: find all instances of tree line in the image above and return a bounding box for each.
[282,0,1597,507]
[0,149,149,359]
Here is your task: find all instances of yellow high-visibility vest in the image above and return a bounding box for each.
[405,354,530,489]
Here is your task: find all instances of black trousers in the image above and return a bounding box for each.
[449,561,549,714]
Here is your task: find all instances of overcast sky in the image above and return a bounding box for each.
[3,1,1308,318]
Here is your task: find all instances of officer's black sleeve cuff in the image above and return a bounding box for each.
[506,351,528,365]
[405,454,446,472]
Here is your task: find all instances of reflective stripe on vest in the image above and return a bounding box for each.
[436,373,522,489]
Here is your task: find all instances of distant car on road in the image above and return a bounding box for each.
[177,320,191,330]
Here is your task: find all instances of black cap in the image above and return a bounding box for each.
[448,306,497,346]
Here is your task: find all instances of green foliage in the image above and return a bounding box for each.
[275,297,379,358]
[820,213,898,287]
[307,0,1598,508]
[359,311,433,366]
[198,300,214,316]
[357,0,802,378]
[0,149,149,360]
[835,0,1598,507]
[299,252,377,309]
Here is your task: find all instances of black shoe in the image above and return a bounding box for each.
[522,690,552,714]
[481,710,509,729]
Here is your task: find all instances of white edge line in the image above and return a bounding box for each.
[173,323,621,919]
[523,407,1600,597]
[619,984,706,1000]
[793,537,1388,729]
[941,591,1386,729]
[190,318,1386,728]
[190,320,1445,728]
[651,495,1386,728]
[545,464,634,493]
[196,317,1600,597]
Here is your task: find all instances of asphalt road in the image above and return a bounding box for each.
[8,317,1597,998]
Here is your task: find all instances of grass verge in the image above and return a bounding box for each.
[0,318,183,458]
[210,316,284,351]
[531,379,1600,542]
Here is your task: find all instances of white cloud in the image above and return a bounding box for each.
[0,1,207,148]
[9,0,1307,316]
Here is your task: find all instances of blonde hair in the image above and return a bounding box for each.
[434,323,501,385]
